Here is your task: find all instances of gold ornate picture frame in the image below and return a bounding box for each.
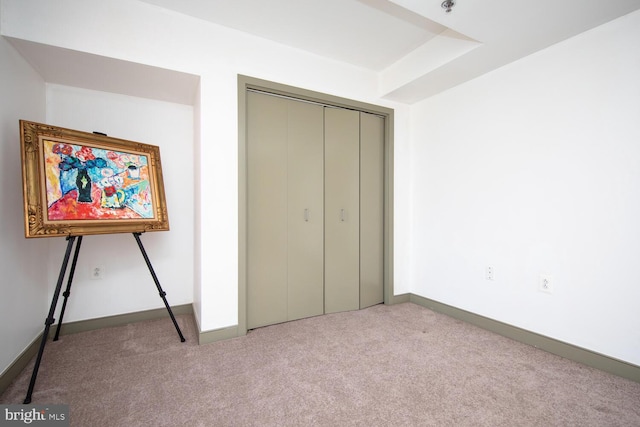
[20,120,170,238]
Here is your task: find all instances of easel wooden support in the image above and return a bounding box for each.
[23,233,185,404]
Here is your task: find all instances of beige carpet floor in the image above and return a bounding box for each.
[1,302,639,426]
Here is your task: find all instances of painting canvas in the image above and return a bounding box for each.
[44,141,154,220]
[20,120,169,238]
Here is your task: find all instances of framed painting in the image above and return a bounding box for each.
[20,120,170,238]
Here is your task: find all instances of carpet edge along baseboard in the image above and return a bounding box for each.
[0,304,193,395]
[407,293,640,384]
[2,298,638,397]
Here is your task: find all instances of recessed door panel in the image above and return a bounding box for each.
[247,92,288,329]
[360,112,384,308]
[324,107,360,314]
[287,100,324,321]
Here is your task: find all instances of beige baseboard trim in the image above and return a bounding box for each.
[5,297,637,395]
[388,293,411,305]
[408,293,640,383]
[0,304,194,395]
[199,325,239,345]
[207,293,409,344]
[0,333,43,395]
[49,303,194,338]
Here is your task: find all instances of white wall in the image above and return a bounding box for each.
[0,0,411,333]
[0,31,48,373]
[44,84,194,321]
[410,10,640,365]
[1,0,637,370]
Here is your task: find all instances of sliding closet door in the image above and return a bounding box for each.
[247,90,387,328]
[247,91,325,328]
[287,101,324,321]
[360,112,385,308]
[247,92,288,328]
[324,107,360,314]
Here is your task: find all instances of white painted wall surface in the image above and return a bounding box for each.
[1,0,638,369]
[0,29,48,374]
[44,84,194,322]
[410,10,640,365]
[0,0,411,333]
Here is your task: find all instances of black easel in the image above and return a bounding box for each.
[24,233,185,404]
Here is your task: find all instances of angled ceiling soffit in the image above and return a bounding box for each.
[6,38,200,106]
[379,28,480,102]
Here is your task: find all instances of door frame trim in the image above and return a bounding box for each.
[238,75,394,335]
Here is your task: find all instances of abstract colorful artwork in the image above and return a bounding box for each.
[44,140,153,220]
[20,120,169,238]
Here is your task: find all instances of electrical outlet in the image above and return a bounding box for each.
[485,266,494,281]
[90,265,105,280]
[539,274,553,294]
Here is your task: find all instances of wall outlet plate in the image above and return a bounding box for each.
[485,266,494,280]
[539,274,553,294]
[90,265,105,280]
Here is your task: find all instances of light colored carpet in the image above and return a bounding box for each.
[1,303,639,426]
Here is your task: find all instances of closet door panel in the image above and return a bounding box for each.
[360,112,385,308]
[324,107,360,314]
[247,92,288,329]
[287,100,324,321]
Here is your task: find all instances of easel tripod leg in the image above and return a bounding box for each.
[54,236,83,341]
[133,233,186,342]
[24,236,77,404]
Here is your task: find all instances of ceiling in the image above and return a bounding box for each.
[138,0,640,103]
[7,37,201,106]
[7,0,640,105]
[140,0,450,71]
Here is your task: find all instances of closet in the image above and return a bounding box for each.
[247,90,384,329]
